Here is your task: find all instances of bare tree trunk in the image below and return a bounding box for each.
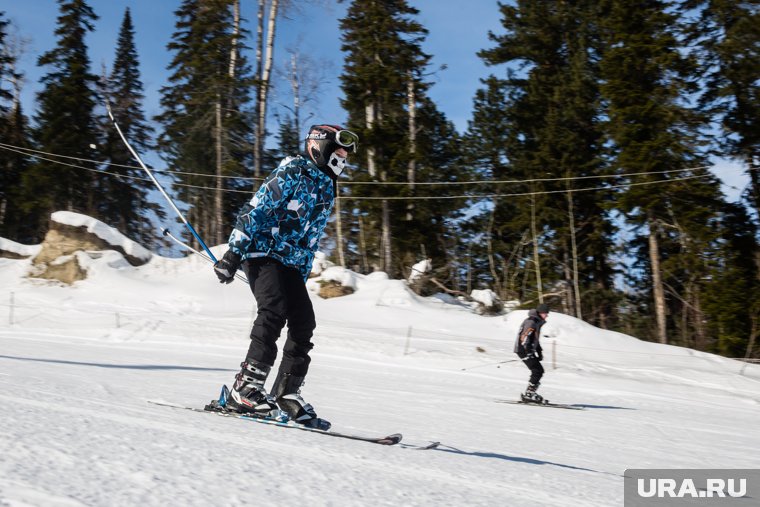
[486,206,501,294]
[10,73,21,114]
[228,0,240,78]
[364,96,390,272]
[648,214,668,344]
[382,199,392,273]
[406,73,416,221]
[290,53,301,134]
[694,288,707,350]
[253,0,279,180]
[682,283,691,347]
[562,250,573,315]
[740,314,758,375]
[597,278,608,329]
[365,100,376,178]
[530,193,543,303]
[745,315,758,359]
[693,287,706,349]
[567,190,582,319]
[214,97,224,245]
[253,1,265,179]
[466,243,472,294]
[358,214,369,273]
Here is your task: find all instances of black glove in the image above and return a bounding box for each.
[214,250,241,284]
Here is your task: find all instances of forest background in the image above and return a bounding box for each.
[0,0,758,360]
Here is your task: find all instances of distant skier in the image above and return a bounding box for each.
[514,303,550,403]
[212,124,359,430]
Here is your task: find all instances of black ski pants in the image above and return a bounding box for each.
[242,257,315,377]
[521,355,544,386]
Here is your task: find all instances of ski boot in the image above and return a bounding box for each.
[225,360,279,417]
[272,371,331,431]
[520,383,546,404]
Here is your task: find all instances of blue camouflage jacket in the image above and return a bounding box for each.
[227,156,336,281]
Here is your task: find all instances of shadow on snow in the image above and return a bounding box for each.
[433,444,621,477]
[0,354,231,372]
[570,404,635,410]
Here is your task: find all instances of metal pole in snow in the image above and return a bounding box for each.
[460,359,520,371]
[404,326,412,355]
[552,339,557,370]
[162,228,248,284]
[105,102,218,263]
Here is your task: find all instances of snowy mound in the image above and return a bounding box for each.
[0,237,41,259]
[408,258,431,283]
[316,266,358,290]
[24,211,153,284]
[50,211,152,263]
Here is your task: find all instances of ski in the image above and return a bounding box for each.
[148,387,439,450]
[149,399,405,445]
[407,441,441,450]
[495,399,585,410]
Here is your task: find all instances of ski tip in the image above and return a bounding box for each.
[400,440,440,450]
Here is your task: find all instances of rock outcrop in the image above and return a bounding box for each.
[28,211,152,284]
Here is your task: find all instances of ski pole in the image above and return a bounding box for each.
[460,359,520,371]
[105,101,218,263]
[162,229,248,284]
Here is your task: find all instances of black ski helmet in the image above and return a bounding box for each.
[304,124,358,174]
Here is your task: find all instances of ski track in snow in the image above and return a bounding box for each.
[1,252,759,506]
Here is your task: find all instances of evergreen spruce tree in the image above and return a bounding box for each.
[405,100,468,285]
[599,0,726,344]
[101,7,160,246]
[461,76,524,298]
[681,1,760,355]
[0,12,12,111]
[23,0,100,241]
[339,0,466,277]
[273,115,300,161]
[703,203,760,357]
[156,0,253,247]
[0,12,33,242]
[0,101,33,243]
[685,0,760,215]
[473,0,615,321]
[0,11,20,239]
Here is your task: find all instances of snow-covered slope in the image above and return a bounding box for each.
[1,247,758,506]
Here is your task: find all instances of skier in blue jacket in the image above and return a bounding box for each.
[213,124,358,430]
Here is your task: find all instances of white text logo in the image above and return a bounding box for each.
[637,478,747,498]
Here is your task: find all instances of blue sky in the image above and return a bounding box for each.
[2,0,749,201]
[5,0,503,132]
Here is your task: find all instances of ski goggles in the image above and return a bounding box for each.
[335,129,359,153]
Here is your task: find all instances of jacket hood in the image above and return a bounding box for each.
[528,309,545,323]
